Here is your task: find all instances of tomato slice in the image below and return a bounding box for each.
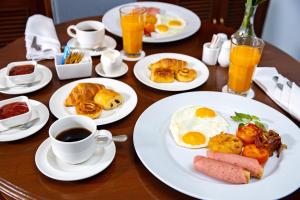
[236,123,263,144]
[242,144,269,165]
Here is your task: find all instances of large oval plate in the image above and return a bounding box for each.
[133,91,300,199]
[102,2,201,43]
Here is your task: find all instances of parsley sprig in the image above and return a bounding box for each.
[231,112,267,131]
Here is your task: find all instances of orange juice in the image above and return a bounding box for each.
[228,45,262,94]
[120,12,144,55]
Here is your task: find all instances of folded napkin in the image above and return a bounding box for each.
[25,14,61,60]
[254,67,300,122]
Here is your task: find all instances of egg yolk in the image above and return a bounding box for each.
[195,107,216,118]
[156,24,169,32]
[168,20,182,27]
[182,131,206,145]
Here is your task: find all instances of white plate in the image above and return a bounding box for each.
[95,62,128,78]
[35,138,116,181]
[0,100,49,142]
[102,2,201,43]
[49,78,137,125]
[0,64,52,95]
[133,91,300,199]
[67,35,117,56]
[133,53,209,91]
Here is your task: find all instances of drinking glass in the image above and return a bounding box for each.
[227,36,264,96]
[120,5,145,57]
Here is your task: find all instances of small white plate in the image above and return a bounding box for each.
[103,2,201,43]
[49,78,137,125]
[35,138,116,181]
[0,100,49,142]
[0,64,52,95]
[95,62,128,78]
[133,53,209,91]
[67,35,117,56]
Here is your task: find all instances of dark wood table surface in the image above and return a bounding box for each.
[0,16,299,200]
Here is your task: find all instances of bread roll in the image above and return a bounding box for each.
[94,88,123,110]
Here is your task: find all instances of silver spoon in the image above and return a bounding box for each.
[272,76,283,90]
[0,118,40,133]
[96,134,128,143]
[0,80,41,91]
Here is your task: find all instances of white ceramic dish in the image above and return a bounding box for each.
[103,2,201,43]
[6,61,37,84]
[67,35,117,57]
[0,64,52,95]
[0,96,32,128]
[54,54,92,80]
[95,62,128,78]
[49,78,137,125]
[133,53,209,91]
[133,91,300,200]
[35,138,116,181]
[0,99,49,142]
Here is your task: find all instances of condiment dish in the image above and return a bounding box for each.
[6,61,37,84]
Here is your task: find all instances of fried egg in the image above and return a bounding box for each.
[166,16,186,29]
[169,105,229,149]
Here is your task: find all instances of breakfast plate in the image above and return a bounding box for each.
[0,100,49,142]
[95,62,128,78]
[103,2,201,43]
[66,35,117,56]
[49,78,137,125]
[0,64,52,95]
[35,138,116,181]
[133,91,300,199]
[133,53,209,91]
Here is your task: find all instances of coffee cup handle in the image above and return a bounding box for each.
[67,25,77,38]
[95,129,112,147]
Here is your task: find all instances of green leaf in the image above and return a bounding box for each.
[235,112,252,120]
[238,123,245,128]
[251,115,260,121]
[231,115,242,122]
[254,121,267,131]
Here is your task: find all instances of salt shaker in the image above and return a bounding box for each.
[218,40,231,67]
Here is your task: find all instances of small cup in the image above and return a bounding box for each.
[202,42,220,66]
[49,115,112,164]
[101,50,122,75]
[6,61,37,84]
[67,20,105,49]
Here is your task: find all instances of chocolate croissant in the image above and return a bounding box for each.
[94,88,123,110]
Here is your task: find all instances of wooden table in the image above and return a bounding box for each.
[0,17,299,200]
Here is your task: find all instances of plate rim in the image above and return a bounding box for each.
[133,91,300,199]
[102,1,201,43]
[133,53,209,91]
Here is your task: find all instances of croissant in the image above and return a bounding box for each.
[149,58,188,72]
[94,88,123,110]
[65,83,104,107]
[75,101,102,119]
[175,67,197,82]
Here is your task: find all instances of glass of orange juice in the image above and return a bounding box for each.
[120,5,145,58]
[227,36,264,96]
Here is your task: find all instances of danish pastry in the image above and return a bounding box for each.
[175,67,197,82]
[94,88,123,110]
[75,101,102,119]
[150,67,175,83]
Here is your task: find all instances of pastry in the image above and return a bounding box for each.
[175,67,197,82]
[94,88,123,110]
[149,58,187,72]
[75,101,102,119]
[150,67,174,83]
[65,83,104,107]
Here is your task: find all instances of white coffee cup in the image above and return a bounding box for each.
[49,115,112,164]
[101,50,122,75]
[67,20,105,48]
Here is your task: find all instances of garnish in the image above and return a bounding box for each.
[231,112,267,131]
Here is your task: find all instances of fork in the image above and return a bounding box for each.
[0,80,41,91]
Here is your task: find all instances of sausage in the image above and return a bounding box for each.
[207,151,264,178]
[194,156,250,184]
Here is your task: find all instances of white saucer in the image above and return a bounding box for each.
[0,64,52,95]
[222,85,255,99]
[0,100,49,142]
[35,138,116,181]
[121,50,145,61]
[95,62,128,78]
[67,35,117,57]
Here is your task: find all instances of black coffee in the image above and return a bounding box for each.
[56,128,91,142]
[82,28,98,32]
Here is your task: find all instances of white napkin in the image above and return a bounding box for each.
[254,67,300,121]
[25,14,61,60]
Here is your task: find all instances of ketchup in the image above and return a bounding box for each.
[9,65,35,76]
[0,102,29,119]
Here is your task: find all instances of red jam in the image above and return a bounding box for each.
[0,102,29,120]
[9,65,35,76]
